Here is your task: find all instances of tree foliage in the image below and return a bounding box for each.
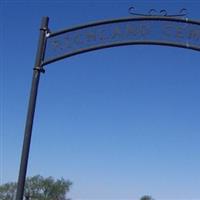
[140,195,154,200]
[0,175,72,200]
[0,182,17,200]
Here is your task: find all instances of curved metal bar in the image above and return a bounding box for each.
[48,16,200,38]
[42,41,200,66]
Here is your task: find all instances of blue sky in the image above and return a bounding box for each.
[1,0,200,199]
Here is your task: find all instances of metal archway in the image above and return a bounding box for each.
[16,11,200,200]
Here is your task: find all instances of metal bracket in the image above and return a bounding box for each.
[33,67,45,73]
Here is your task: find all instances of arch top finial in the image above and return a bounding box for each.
[128,6,188,17]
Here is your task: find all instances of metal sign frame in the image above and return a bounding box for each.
[16,13,200,200]
[43,16,200,66]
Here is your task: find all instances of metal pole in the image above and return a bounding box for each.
[15,16,49,200]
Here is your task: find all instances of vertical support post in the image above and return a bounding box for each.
[15,16,49,200]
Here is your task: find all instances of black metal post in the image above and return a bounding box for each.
[15,16,49,200]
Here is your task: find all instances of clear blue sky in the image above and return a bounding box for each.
[1,0,200,200]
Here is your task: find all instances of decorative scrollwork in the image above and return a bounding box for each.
[129,7,188,17]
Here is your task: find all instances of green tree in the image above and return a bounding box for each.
[0,175,72,200]
[140,195,154,200]
[0,182,17,200]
